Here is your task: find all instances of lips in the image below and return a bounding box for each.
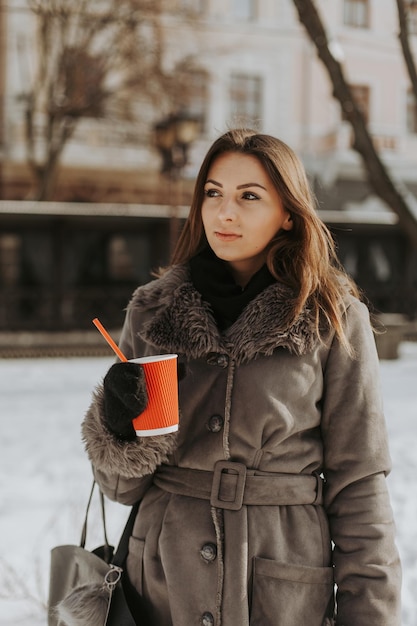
[214,231,241,242]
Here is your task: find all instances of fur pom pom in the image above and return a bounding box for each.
[55,583,111,626]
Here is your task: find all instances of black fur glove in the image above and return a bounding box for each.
[103,362,148,440]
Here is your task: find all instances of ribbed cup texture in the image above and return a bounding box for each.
[131,355,179,435]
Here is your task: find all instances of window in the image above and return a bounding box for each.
[343,0,370,28]
[230,73,262,127]
[186,70,209,133]
[406,88,417,133]
[0,235,20,287]
[108,236,135,281]
[180,0,206,15]
[233,0,256,21]
[173,66,208,133]
[343,84,370,123]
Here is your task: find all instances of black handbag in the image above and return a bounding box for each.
[48,481,149,626]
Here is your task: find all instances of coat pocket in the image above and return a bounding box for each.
[250,557,334,626]
[126,536,145,594]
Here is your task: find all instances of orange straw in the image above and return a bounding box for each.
[92,318,128,362]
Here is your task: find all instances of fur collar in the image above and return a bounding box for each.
[128,265,320,364]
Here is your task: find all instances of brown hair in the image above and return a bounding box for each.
[171,128,360,350]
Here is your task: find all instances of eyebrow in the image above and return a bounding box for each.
[205,178,267,191]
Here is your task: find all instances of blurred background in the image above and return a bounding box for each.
[0,0,416,358]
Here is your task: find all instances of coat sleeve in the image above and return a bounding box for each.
[81,306,178,505]
[320,299,402,626]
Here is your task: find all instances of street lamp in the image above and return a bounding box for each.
[154,111,200,179]
[153,111,201,256]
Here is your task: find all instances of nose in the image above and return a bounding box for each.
[217,196,237,221]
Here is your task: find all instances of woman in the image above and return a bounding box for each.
[81,129,401,625]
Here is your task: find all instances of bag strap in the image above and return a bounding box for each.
[112,500,140,568]
[80,480,111,549]
[80,479,139,567]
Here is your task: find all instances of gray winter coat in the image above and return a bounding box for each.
[82,265,401,626]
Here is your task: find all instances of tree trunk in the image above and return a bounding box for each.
[396,0,417,103]
[26,111,76,201]
[292,0,417,248]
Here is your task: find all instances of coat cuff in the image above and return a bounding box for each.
[81,384,178,478]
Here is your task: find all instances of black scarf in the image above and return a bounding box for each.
[189,248,276,330]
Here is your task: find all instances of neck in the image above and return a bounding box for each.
[227,260,265,289]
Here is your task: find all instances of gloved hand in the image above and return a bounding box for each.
[103,362,148,440]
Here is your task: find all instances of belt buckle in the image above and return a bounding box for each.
[210,460,247,510]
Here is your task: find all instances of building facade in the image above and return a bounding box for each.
[0,0,416,331]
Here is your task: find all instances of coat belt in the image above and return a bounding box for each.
[153,460,323,510]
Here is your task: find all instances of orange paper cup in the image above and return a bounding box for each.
[131,354,179,437]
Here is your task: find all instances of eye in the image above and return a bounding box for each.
[242,191,260,200]
[204,188,221,198]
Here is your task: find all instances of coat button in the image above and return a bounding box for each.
[207,415,224,433]
[201,612,214,625]
[216,354,229,368]
[200,542,217,562]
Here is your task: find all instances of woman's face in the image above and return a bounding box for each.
[201,151,292,286]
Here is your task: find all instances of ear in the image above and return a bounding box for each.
[281,213,293,231]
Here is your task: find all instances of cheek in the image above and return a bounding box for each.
[253,221,279,245]
[201,204,217,230]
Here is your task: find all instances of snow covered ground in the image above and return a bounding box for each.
[0,343,416,625]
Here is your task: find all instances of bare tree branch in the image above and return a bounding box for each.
[292,0,417,248]
[22,0,181,200]
[396,0,417,101]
